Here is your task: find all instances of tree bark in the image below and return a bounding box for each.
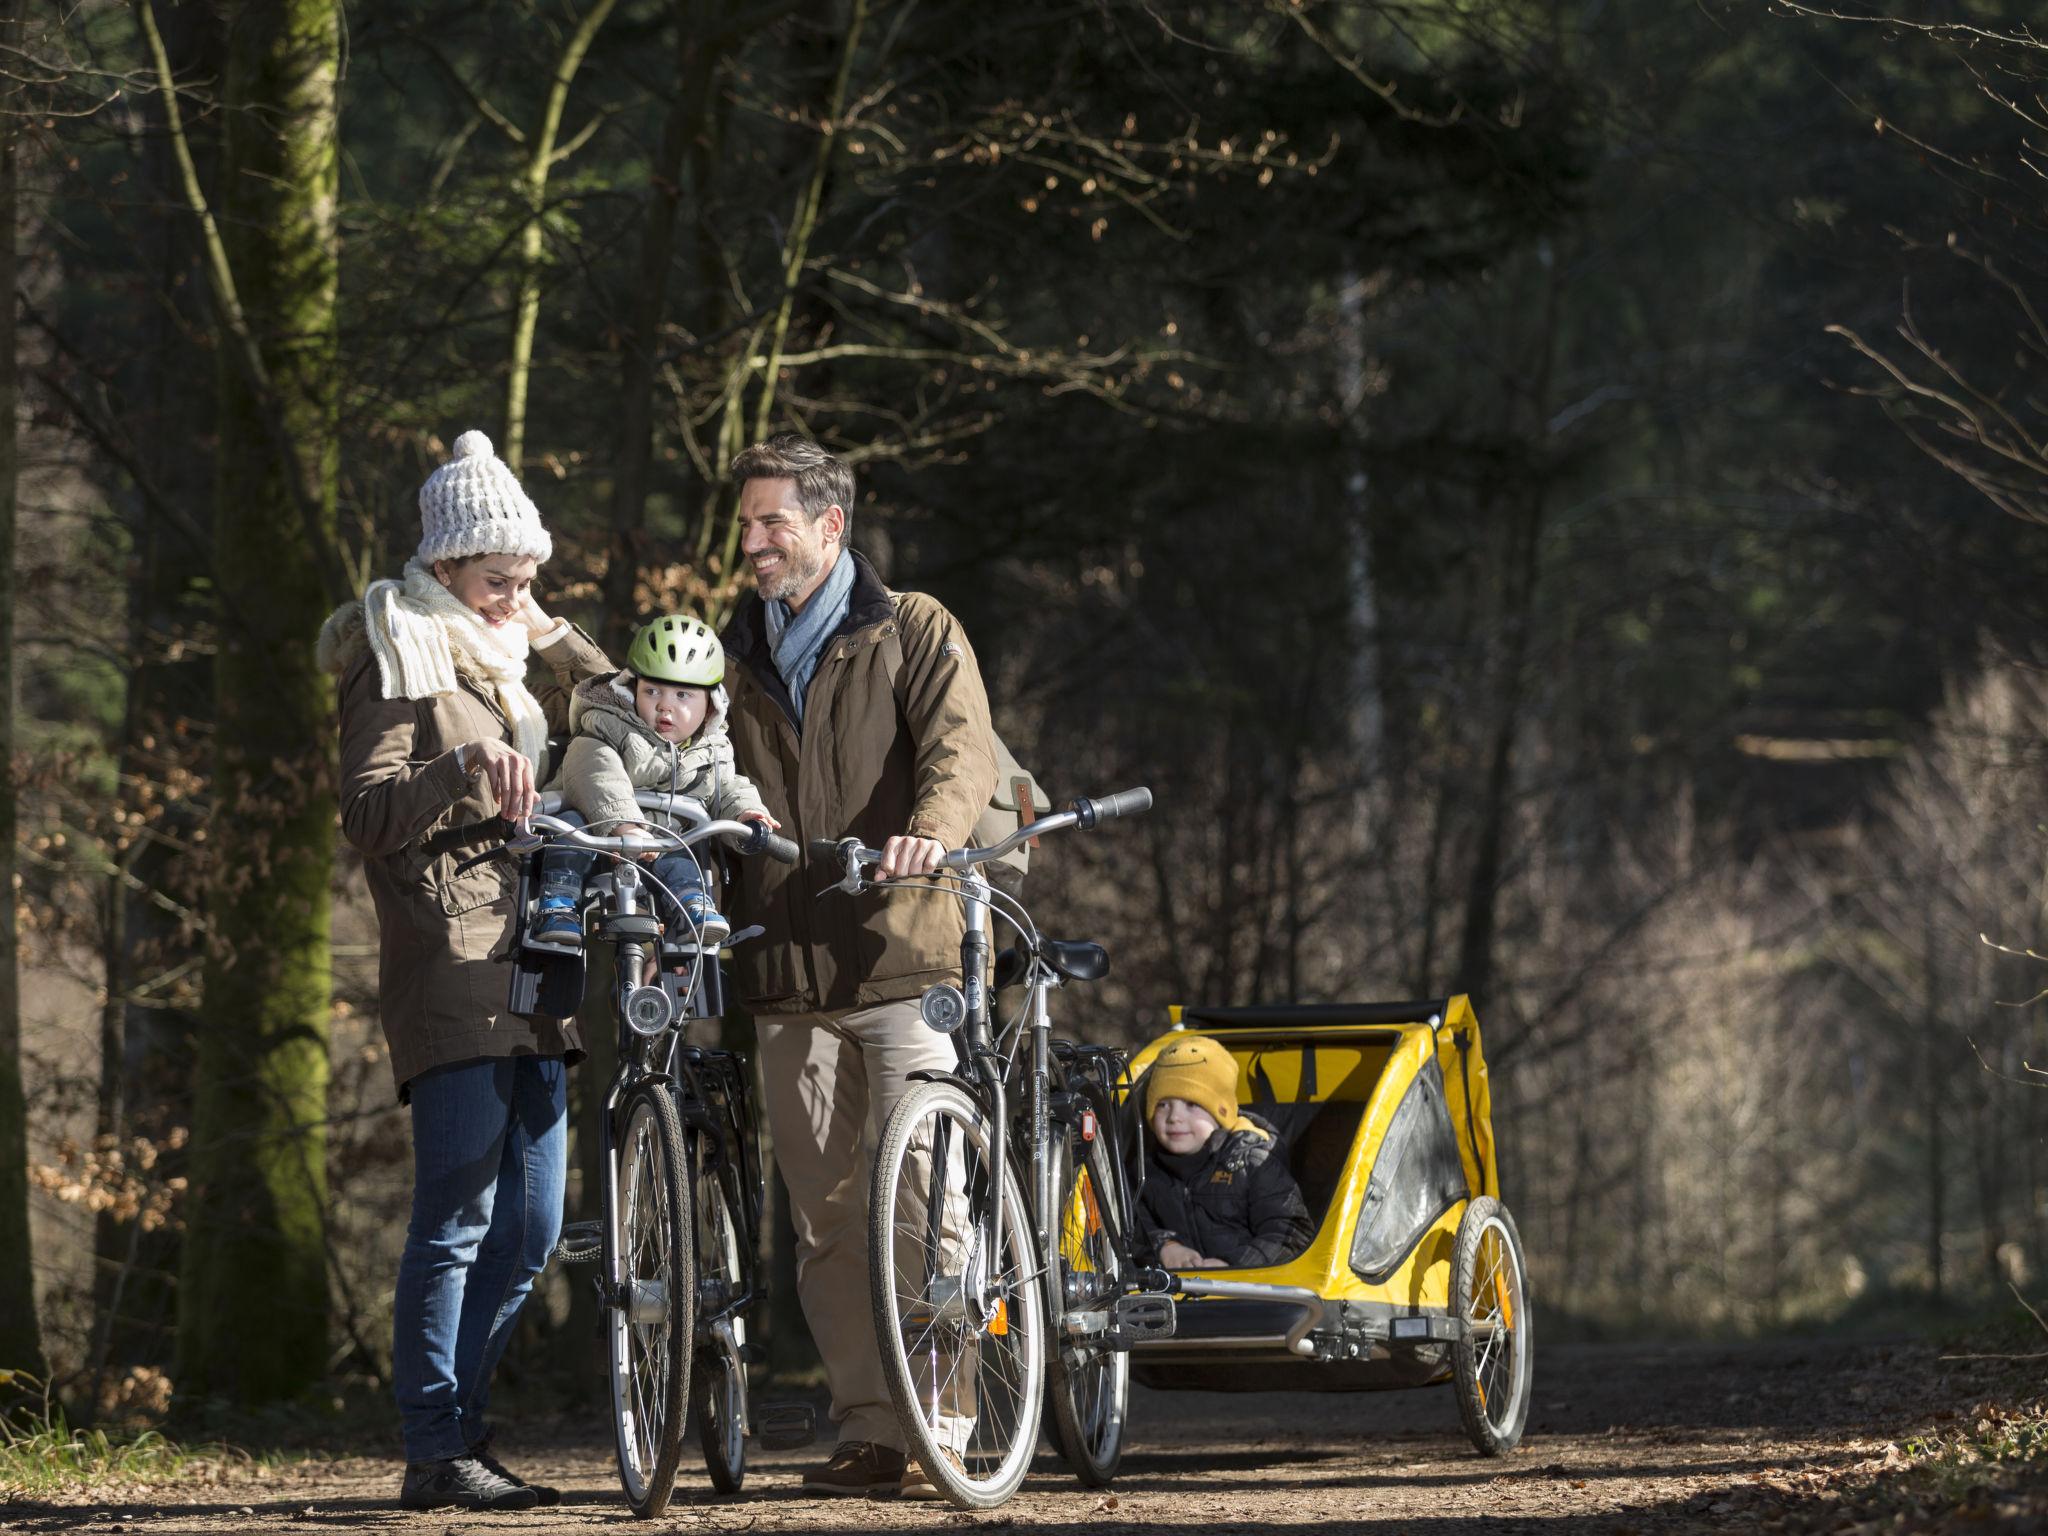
[602,0,713,659]
[175,0,340,1404]
[0,0,47,1388]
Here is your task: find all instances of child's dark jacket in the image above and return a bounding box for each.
[1134,1112,1316,1269]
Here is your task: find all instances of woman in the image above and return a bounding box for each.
[320,430,612,1512]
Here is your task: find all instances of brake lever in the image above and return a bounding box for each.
[451,846,510,877]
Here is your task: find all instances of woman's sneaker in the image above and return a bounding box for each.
[398,1454,539,1511]
[678,892,731,948]
[467,1427,561,1508]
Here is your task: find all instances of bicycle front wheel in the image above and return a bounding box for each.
[1047,1132,1129,1486]
[870,1080,1044,1510]
[608,1083,694,1517]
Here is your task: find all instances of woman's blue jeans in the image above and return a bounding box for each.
[392,1054,567,1463]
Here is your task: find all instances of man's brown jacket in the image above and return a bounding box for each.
[721,551,999,1015]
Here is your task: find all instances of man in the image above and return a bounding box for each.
[719,433,998,1498]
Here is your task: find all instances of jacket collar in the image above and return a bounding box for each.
[723,549,895,724]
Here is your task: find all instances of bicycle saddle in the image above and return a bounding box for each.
[993,938,1109,987]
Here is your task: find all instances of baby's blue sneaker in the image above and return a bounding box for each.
[531,895,582,946]
[678,892,730,949]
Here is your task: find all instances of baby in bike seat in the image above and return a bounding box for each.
[530,614,778,955]
[1135,1034,1316,1273]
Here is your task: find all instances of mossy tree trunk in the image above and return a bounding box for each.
[174,0,340,1405]
[0,0,47,1389]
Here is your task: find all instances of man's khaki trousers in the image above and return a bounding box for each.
[758,999,961,1453]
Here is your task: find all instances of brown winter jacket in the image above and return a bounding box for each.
[321,603,612,1096]
[720,552,999,1015]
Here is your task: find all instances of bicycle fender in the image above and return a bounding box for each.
[905,1068,982,1096]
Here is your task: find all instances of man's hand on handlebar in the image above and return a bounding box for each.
[876,834,945,880]
[469,739,538,825]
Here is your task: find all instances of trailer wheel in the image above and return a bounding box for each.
[1450,1196,1532,1456]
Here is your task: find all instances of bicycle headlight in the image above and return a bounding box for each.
[624,984,675,1036]
[919,983,967,1034]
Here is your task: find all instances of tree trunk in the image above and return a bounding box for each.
[175,0,340,1404]
[1924,890,1944,1305]
[0,0,47,1387]
[502,0,618,476]
[602,0,713,659]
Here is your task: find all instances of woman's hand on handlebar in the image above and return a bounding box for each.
[469,739,537,824]
[876,834,945,880]
[741,809,783,831]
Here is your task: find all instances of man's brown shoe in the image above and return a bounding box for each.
[900,1449,966,1501]
[801,1441,906,1495]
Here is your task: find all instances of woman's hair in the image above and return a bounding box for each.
[433,552,489,573]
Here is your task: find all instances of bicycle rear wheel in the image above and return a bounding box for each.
[870,1080,1044,1510]
[691,1142,747,1494]
[608,1083,694,1517]
[1047,1133,1129,1486]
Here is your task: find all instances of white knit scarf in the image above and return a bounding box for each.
[361,557,550,775]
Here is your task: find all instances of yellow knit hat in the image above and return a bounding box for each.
[1143,1035,1241,1132]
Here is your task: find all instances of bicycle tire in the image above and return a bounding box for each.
[692,1142,747,1494]
[870,1080,1044,1510]
[1450,1195,1533,1456]
[1046,1132,1129,1486]
[608,1083,694,1517]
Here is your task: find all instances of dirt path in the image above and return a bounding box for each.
[0,1338,2014,1533]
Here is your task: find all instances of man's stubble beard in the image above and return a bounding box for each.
[758,534,826,604]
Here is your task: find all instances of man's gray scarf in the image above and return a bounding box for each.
[763,550,856,729]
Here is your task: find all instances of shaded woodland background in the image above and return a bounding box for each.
[10,0,2048,1424]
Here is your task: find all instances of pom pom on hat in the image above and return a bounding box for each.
[1143,1034,1242,1132]
[417,429,554,565]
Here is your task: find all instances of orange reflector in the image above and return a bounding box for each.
[1494,1269,1514,1329]
[989,1299,1008,1336]
[1082,1175,1103,1236]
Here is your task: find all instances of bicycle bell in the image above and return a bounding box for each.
[919,982,968,1034]
[624,984,675,1035]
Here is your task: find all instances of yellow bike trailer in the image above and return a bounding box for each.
[1118,996,1532,1455]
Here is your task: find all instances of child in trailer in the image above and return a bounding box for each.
[529,613,778,957]
[1135,1033,1317,1272]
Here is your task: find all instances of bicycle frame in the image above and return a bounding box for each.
[520,810,773,1426]
[822,801,1160,1356]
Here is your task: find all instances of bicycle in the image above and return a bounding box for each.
[466,790,800,1516]
[810,787,1175,1509]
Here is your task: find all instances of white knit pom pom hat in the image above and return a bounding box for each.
[416,429,554,565]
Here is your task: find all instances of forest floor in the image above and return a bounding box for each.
[7,1335,2048,1534]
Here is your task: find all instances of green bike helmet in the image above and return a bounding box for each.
[627,614,724,687]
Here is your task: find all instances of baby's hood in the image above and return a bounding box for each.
[568,670,733,753]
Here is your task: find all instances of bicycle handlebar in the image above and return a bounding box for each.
[808,787,1153,890]
[527,813,798,865]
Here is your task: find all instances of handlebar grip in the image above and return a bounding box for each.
[749,826,801,865]
[1073,786,1153,828]
[807,838,847,863]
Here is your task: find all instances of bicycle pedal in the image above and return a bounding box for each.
[551,1220,602,1265]
[757,1402,816,1449]
[737,1341,767,1364]
[1107,1292,1175,1348]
